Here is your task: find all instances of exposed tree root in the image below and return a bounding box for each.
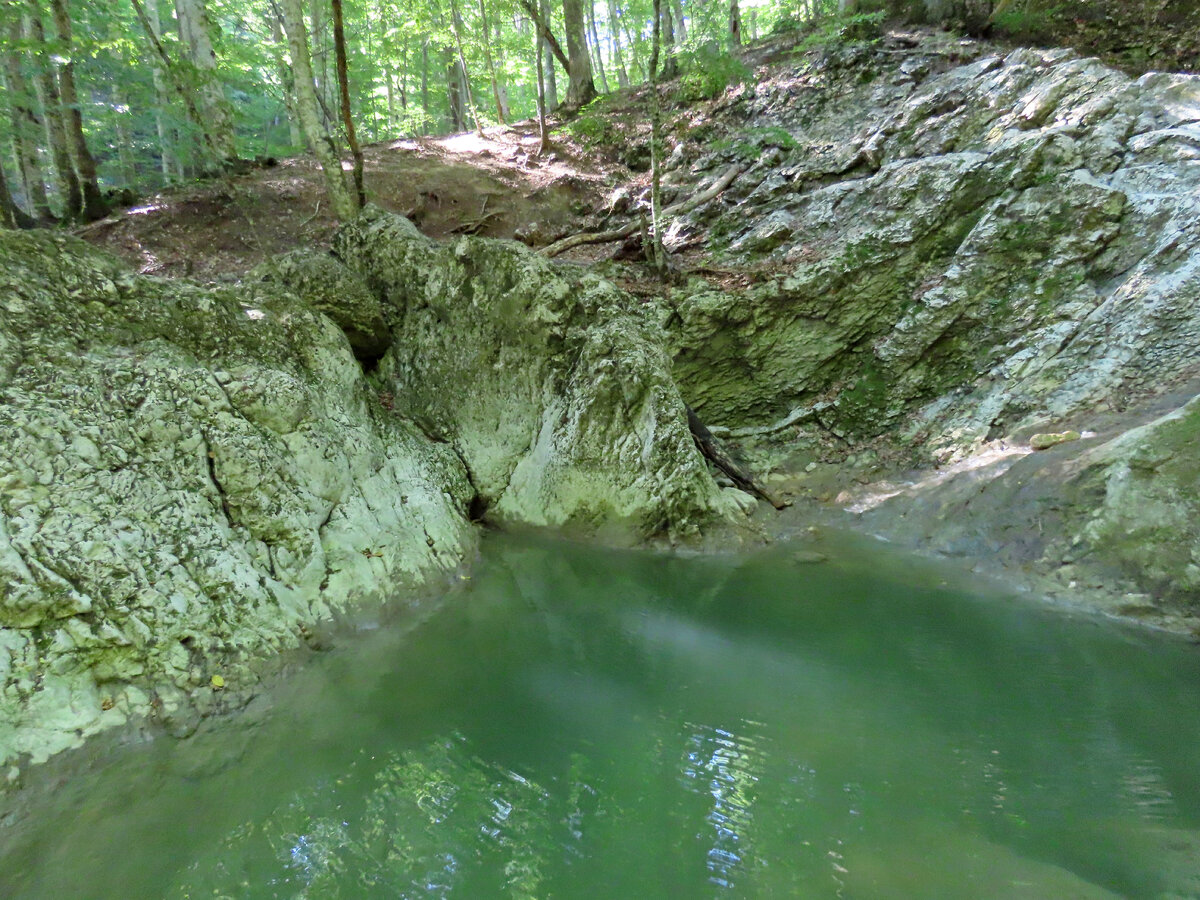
[687,405,790,510]
[541,163,745,257]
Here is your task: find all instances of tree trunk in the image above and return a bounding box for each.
[648,0,665,274]
[561,0,596,108]
[24,3,80,219]
[533,18,548,154]
[145,0,179,180]
[586,0,609,94]
[660,0,678,79]
[48,0,107,222]
[671,0,686,44]
[729,0,741,46]
[174,0,237,163]
[278,0,359,220]
[444,47,465,132]
[532,0,560,109]
[607,0,629,88]
[477,0,506,124]
[330,0,365,206]
[421,38,430,130]
[2,22,52,221]
[0,164,36,229]
[269,8,304,149]
[447,0,483,134]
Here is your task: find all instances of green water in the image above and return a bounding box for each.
[2,533,1200,899]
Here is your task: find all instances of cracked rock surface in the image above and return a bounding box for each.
[0,232,478,768]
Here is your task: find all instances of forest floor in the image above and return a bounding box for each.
[80,118,622,281]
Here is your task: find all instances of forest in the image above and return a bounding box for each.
[4,0,1192,231]
[0,0,812,228]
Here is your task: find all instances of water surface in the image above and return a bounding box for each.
[2,532,1199,899]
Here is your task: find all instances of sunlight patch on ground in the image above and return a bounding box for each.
[128,202,166,216]
[844,441,1033,514]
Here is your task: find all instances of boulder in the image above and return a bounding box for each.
[0,231,475,768]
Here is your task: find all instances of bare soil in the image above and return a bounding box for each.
[80,119,627,281]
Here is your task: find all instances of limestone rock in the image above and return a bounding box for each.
[1030,431,1081,451]
[0,231,475,768]
[666,45,1200,457]
[252,248,390,361]
[334,206,737,538]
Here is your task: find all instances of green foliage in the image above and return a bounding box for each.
[674,44,751,101]
[565,97,617,146]
[797,10,887,51]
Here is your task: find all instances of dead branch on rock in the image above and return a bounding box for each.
[687,405,790,510]
[541,163,746,258]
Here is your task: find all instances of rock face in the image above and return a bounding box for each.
[335,207,735,537]
[0,214,742,768]
[0,231,478,766]
[652,33,1200,622]
[667,38,1200,457]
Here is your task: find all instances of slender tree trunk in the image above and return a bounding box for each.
[607,0,629,88]
[25,4,79,218]
[48,0,107,221]
[586,0,609,94]
[174,0,237,162]
[729,0,741,46]
[146,0,179,180]
[648,0,665,273]
[671,0,686,44]
[269,7,304,149]
[132,0,224,164]
[660,0,678,79]
[0,165,36,229]
[535,0,559,108]
[2,24,52,221]
[444,47,465,132]
[421,39,430,131]
[278,0,359,219]
[493,20,510,120]
[330,0,365,206]
[618,13,645,81]
[476,0,506,124]
[561,0,597,107]
[534,18,548,154]
[114,89,137,187]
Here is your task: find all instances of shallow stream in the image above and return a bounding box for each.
[2,532,1199,898]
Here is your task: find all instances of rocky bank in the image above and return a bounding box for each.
[647,30,1200,633]
[2,28,1199,770]
[0,218,742,771]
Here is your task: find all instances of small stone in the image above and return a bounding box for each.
[1030,431,1081,451]
[793,550,829,564]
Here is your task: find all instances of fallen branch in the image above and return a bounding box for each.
[687,405,790,510]
[541,163,746,258]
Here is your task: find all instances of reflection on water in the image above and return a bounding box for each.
[679,721,764,891]
[2,531,1200,899]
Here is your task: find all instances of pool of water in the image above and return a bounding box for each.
[2,531,1200,899]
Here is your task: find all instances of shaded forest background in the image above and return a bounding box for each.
[0,0,1195,228]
